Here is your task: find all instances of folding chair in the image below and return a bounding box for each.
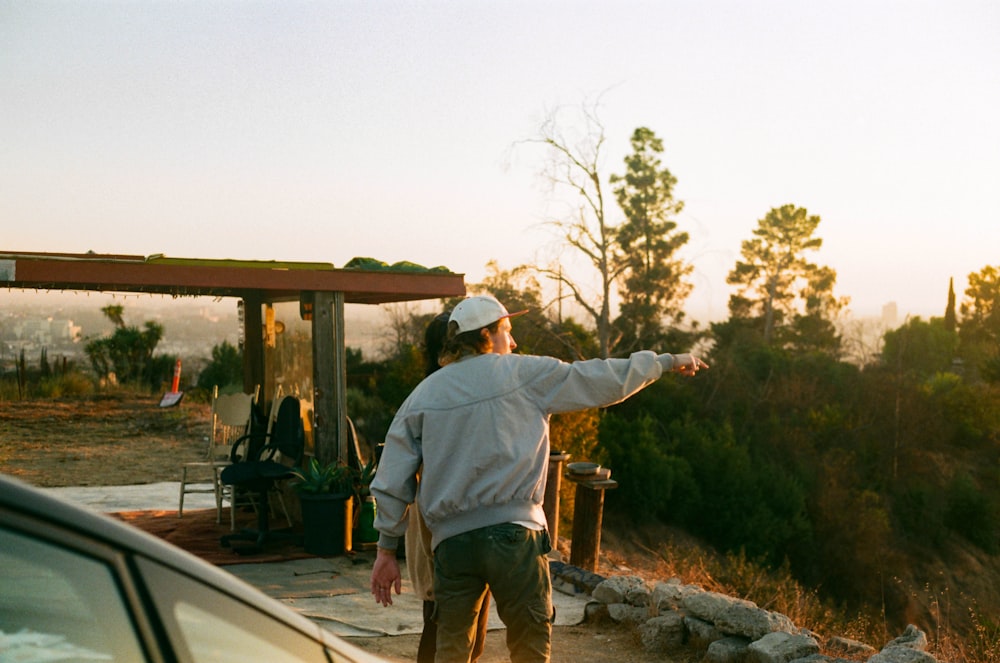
[178,385,258,525]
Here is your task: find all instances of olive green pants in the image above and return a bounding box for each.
[433,524,552,663]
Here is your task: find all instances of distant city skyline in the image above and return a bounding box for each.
[0,292,395,362]
[0,284,940,374]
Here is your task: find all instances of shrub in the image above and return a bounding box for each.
[36,372,94,398]
[600,412,699,525]
[946,473,999,553]
[196,341,243,392]
[892,481,947,546]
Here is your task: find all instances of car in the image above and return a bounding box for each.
[0,473,386,663]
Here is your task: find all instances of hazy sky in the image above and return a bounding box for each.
[3,1,998,322]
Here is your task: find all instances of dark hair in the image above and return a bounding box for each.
[424,311,451,377]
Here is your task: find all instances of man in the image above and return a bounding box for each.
[370,294,706,663]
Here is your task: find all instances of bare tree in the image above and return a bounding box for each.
[518,99,624,358]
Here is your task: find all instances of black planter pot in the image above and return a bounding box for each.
[298,492,353,556]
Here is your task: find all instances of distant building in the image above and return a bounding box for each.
[11,317,81,345]
[881,302,898,328]
[50,319,82,342]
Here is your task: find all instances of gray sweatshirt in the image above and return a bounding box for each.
[371,350,676,551]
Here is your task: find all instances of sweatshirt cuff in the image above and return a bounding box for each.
[656,353,676,372]
[377,534,401,552]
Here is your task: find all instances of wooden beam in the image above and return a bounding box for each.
[2,251,465,304]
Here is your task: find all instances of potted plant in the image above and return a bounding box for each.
[354,457,379,546]
[291,457,354,556]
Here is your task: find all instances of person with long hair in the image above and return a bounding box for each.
[406,311,490,663]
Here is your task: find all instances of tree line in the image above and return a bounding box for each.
[347,107,1000,641]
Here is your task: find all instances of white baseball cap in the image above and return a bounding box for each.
[449,295,528,334]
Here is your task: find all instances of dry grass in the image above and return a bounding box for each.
[0,392,211,487]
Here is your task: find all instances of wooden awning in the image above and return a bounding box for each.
[0,251,465,304]
[2,249,467,466]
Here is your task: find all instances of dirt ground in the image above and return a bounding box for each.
[342,621,692,663]
[0,393,698,663]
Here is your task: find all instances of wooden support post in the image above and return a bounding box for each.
[332,292,347,466]
[241,293,264,396]
[567,476,618,572]
[310,291,346,467]
[544,452,570,545]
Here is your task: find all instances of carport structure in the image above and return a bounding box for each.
[1,250,466,465]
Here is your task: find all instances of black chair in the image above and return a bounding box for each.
[220,395,304,554]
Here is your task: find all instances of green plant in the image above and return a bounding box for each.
[290,457,353,495]
[84,305,171,390]
[197,341,243,392]
[356,457,377,497]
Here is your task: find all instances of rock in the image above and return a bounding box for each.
[705,635,752,663]
[651,578,703,613]
[825,635,877,657]
[685,615,725,648]
[682,590,796,639]
[683,590,747,622]
[884,625,929,651]
[709,596,797,640]
[582,601,608,622]
[868,649,939,663]
[624,585,651,608]
[592,575,649,606]
[606,603,650,624]
[868,626,938,663]
[746,631,819,663]
[639,612,686,651]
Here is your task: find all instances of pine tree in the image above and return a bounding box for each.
[610,127,692,351]
[726,204,847,350]
[944,277,957,333]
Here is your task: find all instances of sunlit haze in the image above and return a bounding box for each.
[3,1,998,324]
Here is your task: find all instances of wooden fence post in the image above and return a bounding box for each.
[544,452,570,545]
[567,475,618,572]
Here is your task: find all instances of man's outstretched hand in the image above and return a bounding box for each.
[672,353,708,377]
